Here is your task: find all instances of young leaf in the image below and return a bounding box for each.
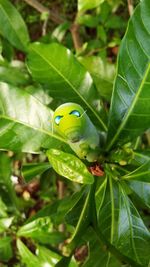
[47,149,94,184]
[78,0,104,12]
[0,82,65,153]
[107,0,150,150]
[27,42,107,131]
[0,0,30,51]
[17,217,53,237]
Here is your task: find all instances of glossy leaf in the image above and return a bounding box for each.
[107,0,150,150]
[17,216,64,245]
[0,82,65,153]
[17,239,61,267]
[123,161,150,182]
[17,217,53,237]
[0,0,29,51]
[47,149,94,184]
[79,56,115,101]
[82,227,121,267]
[0,236,13,261]
[0,217,14,232]
[128,180,150,208]
[27,42,107,131]
[36,245,61,266]
[22,162,51,182]
[132,151,150,166]
[78,0,104,12]
[17,239,41,267]
[98,174,150,266]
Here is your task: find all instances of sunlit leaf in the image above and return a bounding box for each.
[17,239,61,267]
[17,239,41,267]
[27,42,107,131]
[47,149,94,184]
[78,0,104,12]
[0,82,65,153]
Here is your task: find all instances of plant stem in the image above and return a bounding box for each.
[23,0,63,24]
[58,179,65,233]
[127,0,134,16]
[70,13,83,52]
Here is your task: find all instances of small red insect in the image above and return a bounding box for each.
[89,163,104,177]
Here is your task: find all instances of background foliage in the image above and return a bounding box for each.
[0,0,150,266]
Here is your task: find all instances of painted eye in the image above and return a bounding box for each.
[54,115,63,125]
[69,110,81,117]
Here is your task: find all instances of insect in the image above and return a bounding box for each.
[53,102,103,162]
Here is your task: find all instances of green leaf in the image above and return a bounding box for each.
[52,22,70,42]
[132,150,150,166]
[22,162,51,182]
[106,0,150,150]
[0,152,17,207]
[47,149,94,184]
[0,0,29,51]
[123,161,150,182]
[0,217,14,232]
[17,239,40,267]
[0,64,29,86]
[27,42,107,131]
[17,216,53,237]
[0,197,7,217]
[98,174,150,266]
[78,0,104,12]
[17,239,61,267]
[116,184,150,266]
[36,245,61,266]
[0,236,13,261]
[127,180,150,208]
[79,56,115,101]
[0,82,65,153]
[82,227,122,267]
[17,217,64,245]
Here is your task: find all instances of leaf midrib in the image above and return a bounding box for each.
[120,187,140,263]
[107,62,150,150]
[31,46,107,131]
[0,115,66,144]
